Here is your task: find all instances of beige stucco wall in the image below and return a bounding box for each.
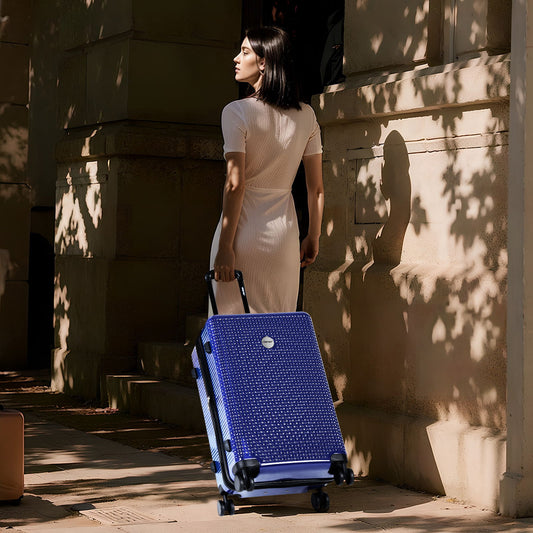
[47,0,240,398]
[307,0,510,512]
[0,0,31,368]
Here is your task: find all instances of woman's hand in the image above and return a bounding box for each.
[300,235,319,267]
[214,245,236,282]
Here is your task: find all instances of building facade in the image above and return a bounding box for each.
[1,0,532,517]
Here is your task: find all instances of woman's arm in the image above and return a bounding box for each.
[300,153,324,267]
[213,152,246,282]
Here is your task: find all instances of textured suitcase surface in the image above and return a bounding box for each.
[0,407,24,502]
[192,310,351,513]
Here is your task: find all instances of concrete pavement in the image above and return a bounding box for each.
[1,413,533,532]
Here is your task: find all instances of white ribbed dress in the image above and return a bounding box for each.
[209,98,322,315]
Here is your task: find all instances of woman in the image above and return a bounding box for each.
[210,26,324,314]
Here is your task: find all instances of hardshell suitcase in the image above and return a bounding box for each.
[0,405,24,503]
[191,271,353,516]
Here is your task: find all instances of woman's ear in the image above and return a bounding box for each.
[258,57,266,73]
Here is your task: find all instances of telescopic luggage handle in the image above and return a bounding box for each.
[205,270,250,315]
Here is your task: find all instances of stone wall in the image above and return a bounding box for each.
[45,0,240,398]
[307,0,511,511]
[0,0,31,368]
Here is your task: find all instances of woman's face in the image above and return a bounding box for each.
[234,37,264,89]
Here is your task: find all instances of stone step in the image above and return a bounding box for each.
[106,374,204,433]
[137,341,195,385]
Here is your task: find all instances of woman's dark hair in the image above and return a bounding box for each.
[245,26,301,110]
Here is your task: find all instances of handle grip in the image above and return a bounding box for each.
[205,270,250,315]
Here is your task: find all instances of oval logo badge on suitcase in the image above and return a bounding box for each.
[261,336,274,349]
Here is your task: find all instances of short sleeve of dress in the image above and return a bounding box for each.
[221,102,247,156]
[303,111,322,156]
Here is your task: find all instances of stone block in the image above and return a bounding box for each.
[0,183,30,280]
[55,158,118,258]
[315,58,510,124]
[27,32,61,207]
[115,157,180,258]
[106,374,204,431]
[106,374,158,411]
[0,0,31,45]
[185,314,206,345]
[53,256,108,355]
[50,0,133,50]
[180,159,224,263]
[0,104,28,183]
[317,159,351,264]
[427,420,506,510]
[455,0,489,59]
[0,43,29,105]
[487,0,512,53]
[406,271,507,428]
[31,207,54,246]
[404,415,446,493]
[306,255,506,430]
[0,281,28,369]
[105,258,179,355]
[128,40,238,126]
[131,379,203,431]
[338,403,405,484]
[339,403,505,510]
[348,262,412,411]
[0,249,8,296]
[87,39,129,125]
[344,0,429,75]
[132,0,241,46]
[303,267,351,403]
[138,341,195,384]
[51,347,102,400]
[58,53,87,129]
[355,156,388,224]
[350,138,508,267]
[177,260,209,339]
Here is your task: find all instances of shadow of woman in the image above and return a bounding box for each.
[349,131,411,413]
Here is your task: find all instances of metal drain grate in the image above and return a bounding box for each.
[79,506,163,525]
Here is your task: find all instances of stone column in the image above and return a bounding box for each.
[0,0,30,368]
[500,0,533,518]
[47,0,241,399]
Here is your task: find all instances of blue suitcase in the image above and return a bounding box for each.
[191,271,354,516]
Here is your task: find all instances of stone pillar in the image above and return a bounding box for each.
[0,0,31,368]
[48,0,241,399]
[500,0,533,518]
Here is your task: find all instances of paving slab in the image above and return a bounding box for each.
[1,386,533,531]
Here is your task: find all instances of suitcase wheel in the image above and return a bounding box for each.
[334,467,355,485]
[234,469,254,492]
[330,456,355,486]
[217,495,235,516]
[311,491,329,513]
[345,468,355,486]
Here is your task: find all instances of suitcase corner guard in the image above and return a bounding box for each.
[232,459,260,492]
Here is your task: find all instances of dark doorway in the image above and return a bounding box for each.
[240,1,345,309]
[242,0,345,101]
